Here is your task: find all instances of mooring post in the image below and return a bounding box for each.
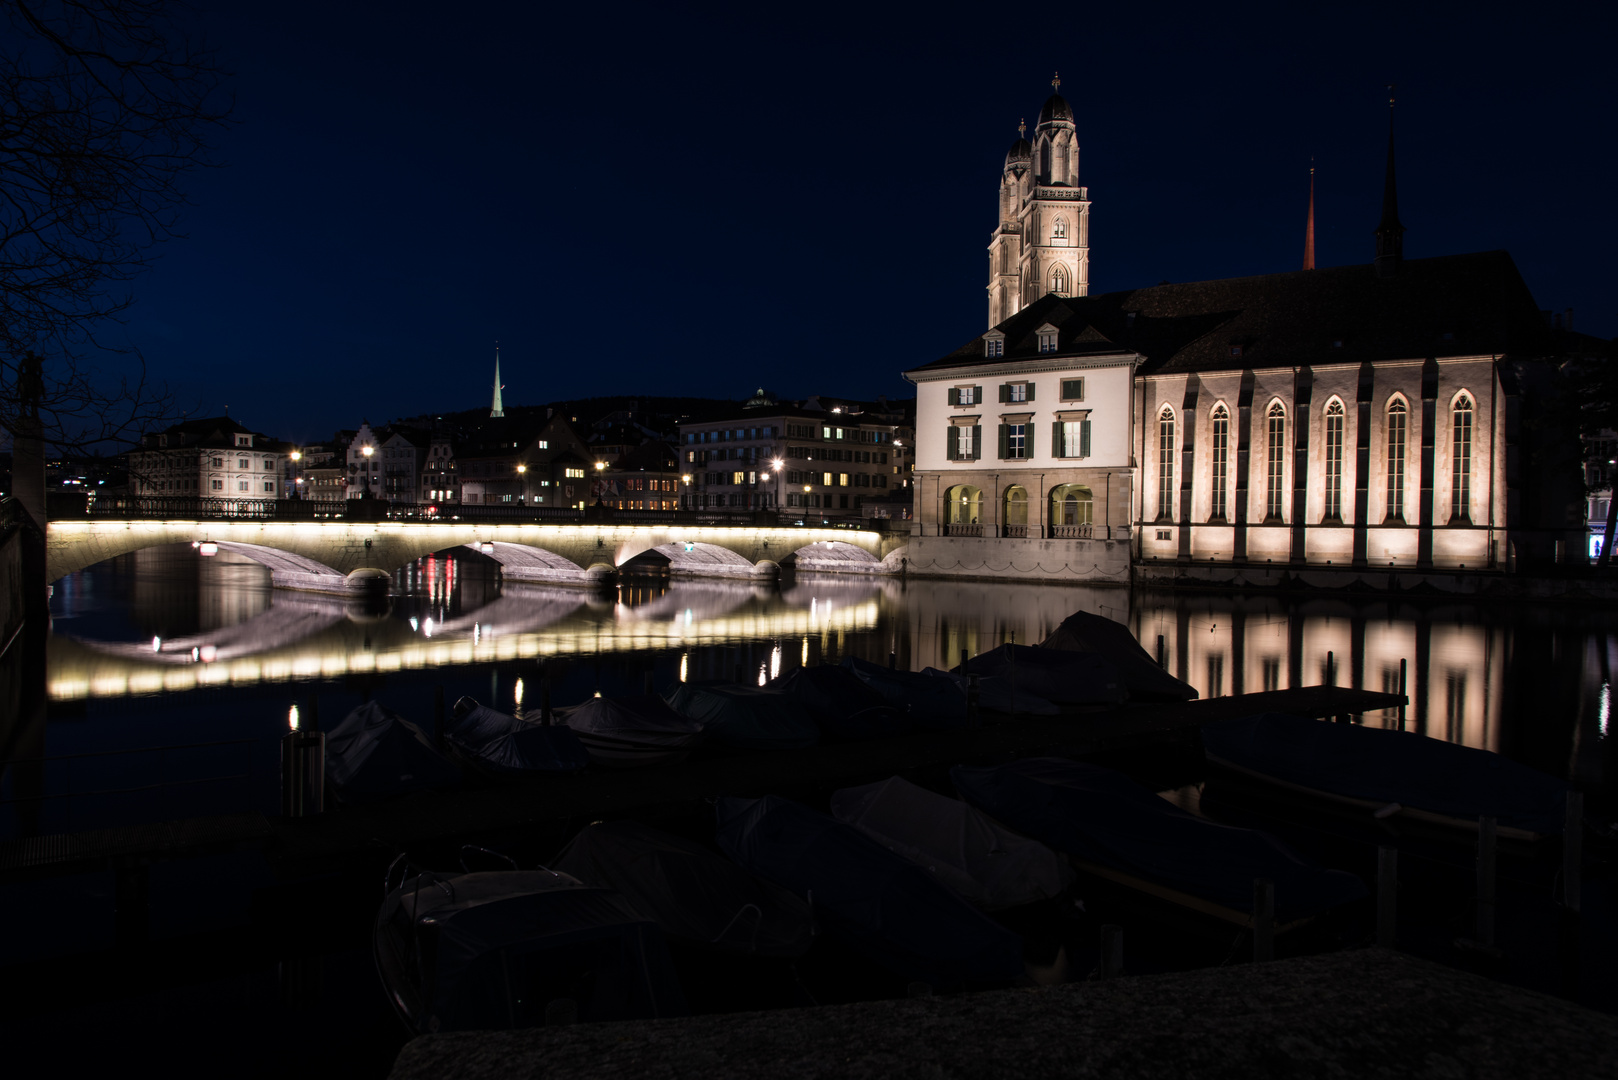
[1157,634,1166,670]
[1563,791,1583,914]
[433,685,445,750]
[1326,650,1334,686]
[1398,658,1408,730]
[960,648,969,670]
[1252,878,1274,962]
[1377,845,1398,948]
[281,723,325,818]
[1476,815,1497,948]
[888,649,897,670]
[1099,924,1123,979]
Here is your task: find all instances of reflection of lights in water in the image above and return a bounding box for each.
[409,617,419,631]
[757,663,767,687]
[151,636,161,653]
[424,618,435,637]
[810,598,815,620]
[514,677,525,707]
[685,609,693,627]
[679,653,688,683]
[198,541,217,556]
[802,636,809,665]
[770,644,781,679]
[191,647,199,662]
[199,645,217,663]
[1601,682,1611,738]
[48,600,881,700]
[288,704,300,731]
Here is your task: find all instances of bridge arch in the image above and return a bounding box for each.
[786,540,888,575]
[469,541,609,586]
[620,541,778,581]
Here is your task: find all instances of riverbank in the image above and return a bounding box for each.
[388,946,1618,1080]
[1134,559,1618,604]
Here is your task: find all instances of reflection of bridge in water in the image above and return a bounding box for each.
[48,577,894,701]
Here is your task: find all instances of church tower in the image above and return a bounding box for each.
[987,75,1091,327]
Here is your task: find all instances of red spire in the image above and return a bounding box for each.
[1302,162,1316,271]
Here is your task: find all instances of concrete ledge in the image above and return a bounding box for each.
[905,534,1131,584]
[389,948,1616,1080]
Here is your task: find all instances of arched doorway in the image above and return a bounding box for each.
[1049,484,1093,537]
[943,484,983,534]
[1002,485,1029,537]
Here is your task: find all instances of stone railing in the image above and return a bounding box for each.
[942,523,985,537]
[1001,524,1031,538]
[1050,523,1094,539]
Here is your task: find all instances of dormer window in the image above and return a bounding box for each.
[1229,345,1243,358]
[235,434,251,447]
[983,331,1005,358]
[1036,323,1059,353]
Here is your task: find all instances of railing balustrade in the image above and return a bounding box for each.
[1050,523,1094,539]
[942,523,984,537]
[1002,524,1030,538]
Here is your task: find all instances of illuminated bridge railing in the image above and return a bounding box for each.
[48,495,893,531]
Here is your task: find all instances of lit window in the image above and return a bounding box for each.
[1323,401,1345,521]
[565,467,585,478]
[1386,399,1407,522]
[1451,394,1473,522]
[1210,405,1229,521]
[1057,420,1090,458]
[1266,402,1287,520]
[1157,407,1175,520]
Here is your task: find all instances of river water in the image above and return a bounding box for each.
[3,544,1615,1074]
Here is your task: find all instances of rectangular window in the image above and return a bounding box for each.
[264,482,275,492]
[822,472,833,486]
[839,473,849,486]
[237,458,249,469]
[1038,331,1057,353]
[984,339,1003,357]
[948,425,977,461]
[1006,383,1028,403]
[733,471,745,485]
[1060,378,1085,401]
[211,457,223,467]
[211,479,223,491]
[565,467,585,478]
[957,386,977,406]
[238,480,249,492]
[1055,420,1091,458]
[1000,423,1027,460]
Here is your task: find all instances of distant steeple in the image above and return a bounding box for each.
[489,344,505,418]
[1303,161,1316,271]
[1374,86,1405,278]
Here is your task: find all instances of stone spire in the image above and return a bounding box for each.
[1303,161,1316,271]
[1374,87,1405,278]
[489,345,505,418]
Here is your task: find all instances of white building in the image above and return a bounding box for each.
[128,416,287,501]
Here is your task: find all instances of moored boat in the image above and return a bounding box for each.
[1200,713,1569,843]
[325,700,458,802]
[554,694,707,768]
[374,867,686,1033]
[444,697,591,778]
[951,643,1127,706]
[663,682,820,751]
[951,758,1365,929]
[1038,610,1198,701]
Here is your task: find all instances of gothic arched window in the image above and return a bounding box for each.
[1040,139,1051,178]
[1323,399,1345,521]
[1050,266,1068,296]
[1385,397,1408,523]
[1157,406,1176,521]
[1053,218,1067,242]
[1209,404,1229,521]
[1265,402,1287,521]
[1451,394,1474,522]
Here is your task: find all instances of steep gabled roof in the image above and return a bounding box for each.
[909,252,1550,379]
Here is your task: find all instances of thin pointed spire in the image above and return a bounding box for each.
[1051,71,1061,93]
[490,343,505,418]
[1303,160,1316,271]
[1375,85,1405,277]
[1018,117,1026,140]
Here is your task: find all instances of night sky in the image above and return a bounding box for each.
[113,1,1615,443]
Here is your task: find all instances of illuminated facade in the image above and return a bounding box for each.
[128,416,287,500]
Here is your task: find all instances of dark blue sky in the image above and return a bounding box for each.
[118,0,1615,443]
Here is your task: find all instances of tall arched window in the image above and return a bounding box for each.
[1323,400,1345,521]
[1451,394,1474,523]
[1157,406,1176,521]
[999,244,1009,274]
[1386,398,1408,523]
[1040,139,1051,177]
[1209,404,1229,521]
[1050,266,1068,296]
[1053,217,1067,242]
[1265,402,1287,520]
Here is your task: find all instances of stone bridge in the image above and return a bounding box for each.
[45,518,910,595]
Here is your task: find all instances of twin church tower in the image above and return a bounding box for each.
[987,74,1091,327]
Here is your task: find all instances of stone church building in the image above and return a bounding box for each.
[904,81,1583,583]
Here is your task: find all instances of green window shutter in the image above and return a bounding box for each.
[945,426,957,461]
[971,425,982,460]
[948,387,960,406]
[1026,382,1036,402]
[973,385,983,404]
[998,383,1009,403]
[998,424,1009,460]
[1052,421,1063,458]
[1080,419,1092,458]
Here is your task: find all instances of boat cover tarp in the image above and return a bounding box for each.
[1201,713,1569,837]
[766,665,924,740]
[839,656,974,727]
[385,871,685,1031]
[919,668,1061,715]
[952,644,1127,706]
[663,682,820,750]
[551,821,815,956]
[555,694,707,767]
[951,758,1365,924]
[715,795,1025,985]
[1039,611,1198,701]
[829,776,1074,910]
[325,700,458,802]
[446,698,591,776]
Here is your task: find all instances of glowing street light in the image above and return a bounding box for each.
[360,444,374,500]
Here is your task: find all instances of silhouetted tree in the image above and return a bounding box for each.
[1,0,231,453]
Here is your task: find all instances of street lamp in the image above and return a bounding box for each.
[288,449,302,499]
[516,463,527,504]
[770,457,784,510]
[360,444,374,500]
[681,473,692,510]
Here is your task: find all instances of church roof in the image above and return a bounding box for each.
[1037,93,1073,126]
[1004,137,1032,165]
[909,251,1550,378]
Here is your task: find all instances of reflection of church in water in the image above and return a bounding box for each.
[904,78,1587,585]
